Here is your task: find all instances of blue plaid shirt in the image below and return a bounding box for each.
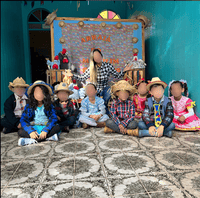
[20,104,58,134]
[80,96,106,117]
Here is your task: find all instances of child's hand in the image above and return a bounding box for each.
[178,115,186,123]
[157,125,164,137]
[89,115,99,121]
[149,126,157,136]
[119,124,126,134]
[30,131,39,139]
[17,123,21,129]
[39,131,47,140]
[57,116,61,121]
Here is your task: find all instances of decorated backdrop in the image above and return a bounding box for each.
[51,19,144,82]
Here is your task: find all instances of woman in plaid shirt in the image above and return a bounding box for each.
[72,49,131,111]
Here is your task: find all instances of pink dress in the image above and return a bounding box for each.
[133,94,147,119]
[170,96,200,131]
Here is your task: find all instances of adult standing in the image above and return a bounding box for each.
[71,49,131,111]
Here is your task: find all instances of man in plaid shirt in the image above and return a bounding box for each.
[138,77,175,138]
[105,80,138,136]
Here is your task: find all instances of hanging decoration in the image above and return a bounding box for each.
[97,10,120,19]
[31,1,34,8]
[77,1,80,11]
[41,1,44,5]
[24,1,27,6]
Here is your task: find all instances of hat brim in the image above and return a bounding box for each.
[27,83,53,95]
[146,81,167,91]
[8,83,29,92]
[54,89,73,95]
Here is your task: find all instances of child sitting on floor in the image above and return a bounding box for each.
[18,81,60,146]
[133,78,150,121]
[169,79,200,131]
[138,77,175,138]
[105,80,138,136]
[1,77,29,134]
[53,82,77,132]
[79,83,109,128]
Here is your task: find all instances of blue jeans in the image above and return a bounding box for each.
[138,121,175,138]
[99,86,111,115]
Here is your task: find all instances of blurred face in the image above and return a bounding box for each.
[57,91,69,102]
[138,82,148,95]
[170,83,184,98]
[34,86,44,102]
[93,51,103,64]
[13,86,26,97]
[150,85,164,99]
[116,90,130,101]
[86,84,97,97]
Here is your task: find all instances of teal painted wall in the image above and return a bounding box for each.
[127,1,200,111]
[1,1,26,115]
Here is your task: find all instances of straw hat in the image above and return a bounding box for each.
[146,77,167,91]
[111,80,135,97]
[44,9,58,26]
[8,77,29,91]
[27,80,53,95]
[54,82,73,95]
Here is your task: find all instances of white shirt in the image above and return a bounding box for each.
[14,93,28,117]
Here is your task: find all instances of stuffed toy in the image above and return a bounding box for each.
[59,49,70,69]
[63,69,73,85]
[46,55,60,69]
[125,53,146,69]
[68,80,80,100]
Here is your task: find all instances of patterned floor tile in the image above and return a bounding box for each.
[151,149,200,171]
[2,158,48,187]
[1,183,39,198]
[171,171,200,197]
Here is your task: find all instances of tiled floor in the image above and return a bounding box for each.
[1,128,200,198]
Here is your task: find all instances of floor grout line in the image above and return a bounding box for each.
[135,137,193,198]
[91,128,114,198]
[113,136,152,198]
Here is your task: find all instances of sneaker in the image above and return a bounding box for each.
[46,134,59,141]
[62,126,69,133]
[18,138,38,146]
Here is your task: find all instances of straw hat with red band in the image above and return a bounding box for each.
[54,82,73,95]
[146,77,167,91]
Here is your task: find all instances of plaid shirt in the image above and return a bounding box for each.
[142,96,174,128]
[73,62,124,93]
[20,104,58,134]
[110,98,135,127]
[80,96,106,117]
[53,99,75,121]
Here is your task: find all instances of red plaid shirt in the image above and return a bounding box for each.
[110,98,135,127]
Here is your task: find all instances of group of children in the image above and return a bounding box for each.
[1,76,200,146]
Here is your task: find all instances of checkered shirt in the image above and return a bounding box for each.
[73,62,124,93]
